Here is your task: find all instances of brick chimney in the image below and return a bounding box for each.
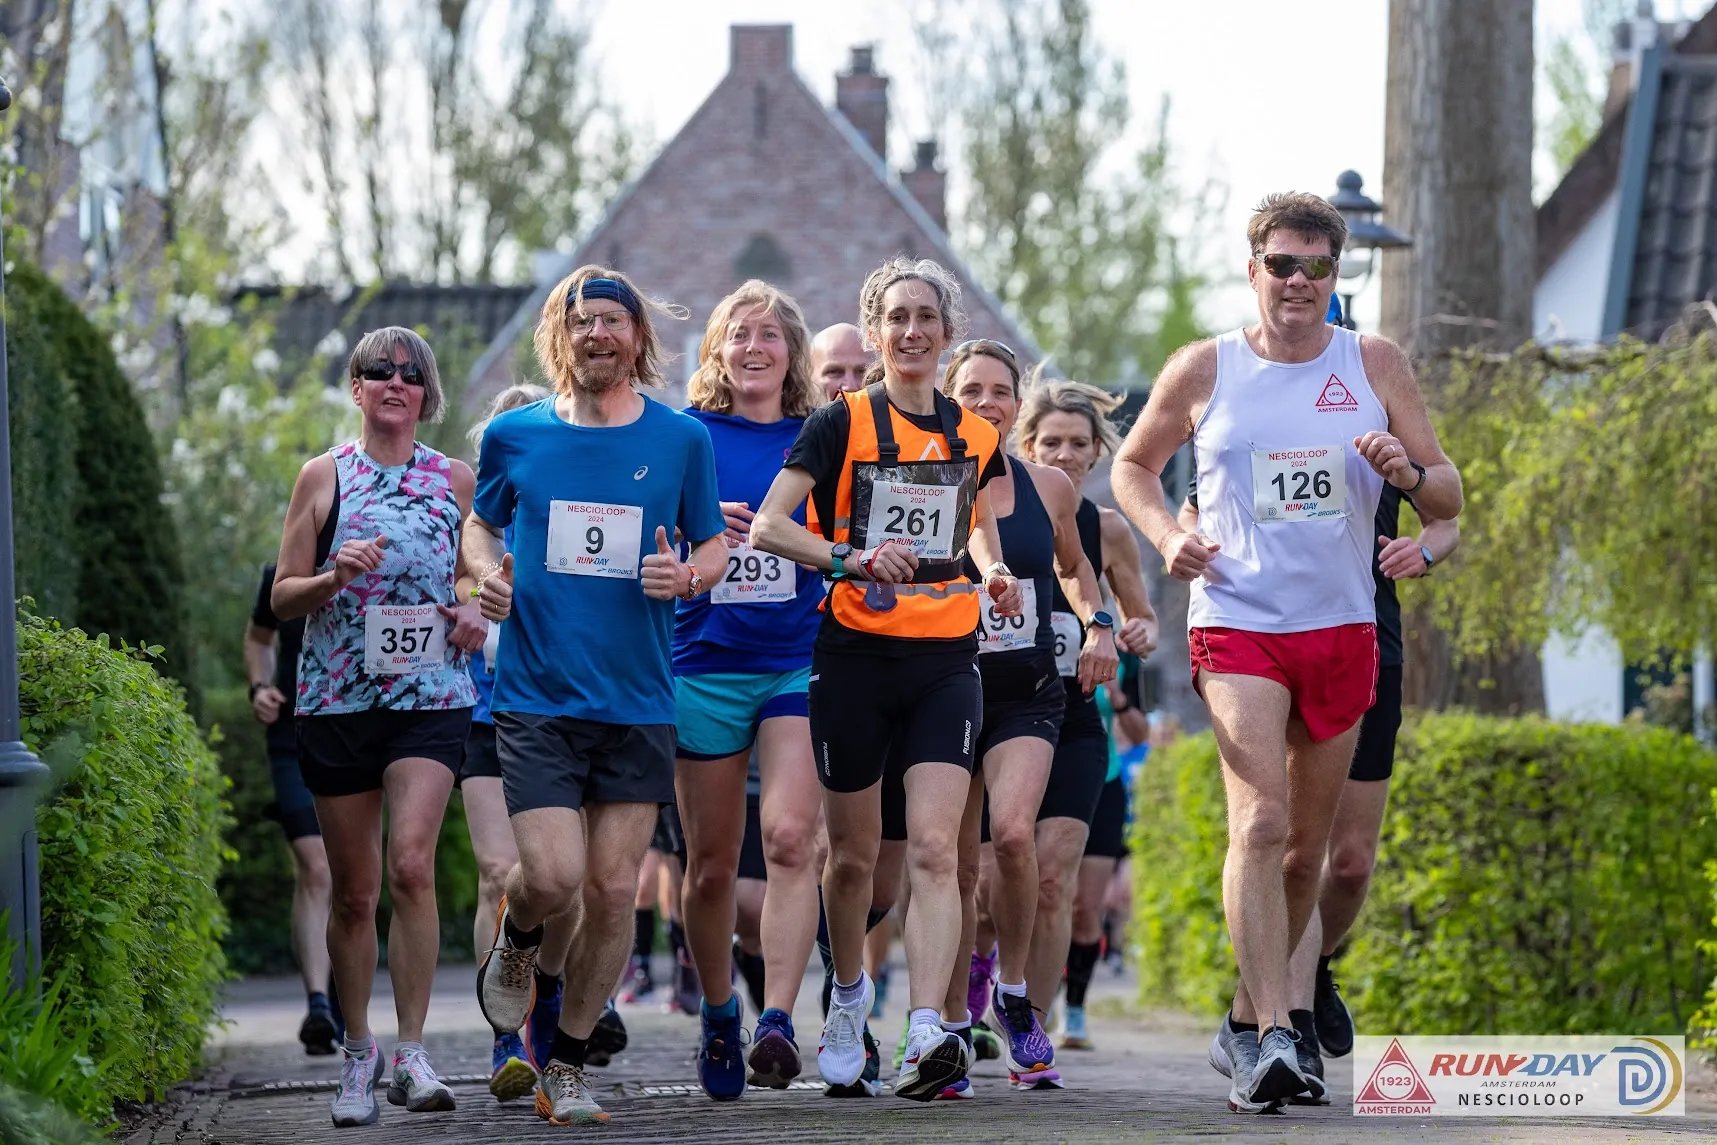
[836,45,888,163]
[730,24,793,73]
[902,139,947,232]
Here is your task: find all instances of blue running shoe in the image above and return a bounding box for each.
[991,986,1056,1076]
[747,1008,801,1088]
[698,1002,749,1101]
[488,1032,537,1102]
[524,975,564,1072]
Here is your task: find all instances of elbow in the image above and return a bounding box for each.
[750,512,784,556]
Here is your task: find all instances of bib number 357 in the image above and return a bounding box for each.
[364,603,447,674]
[1251,445,1347,522]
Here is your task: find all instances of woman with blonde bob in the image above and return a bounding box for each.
[670,280,827,1100]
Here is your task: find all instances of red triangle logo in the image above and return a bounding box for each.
[1356,1038,1436,1106]
[1316,373,1358,409]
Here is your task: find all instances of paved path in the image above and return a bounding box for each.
[128,954,1717,1144]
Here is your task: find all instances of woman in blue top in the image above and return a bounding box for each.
[672,281,825,1100]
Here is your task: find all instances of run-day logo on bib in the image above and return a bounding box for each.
[1316,373,1359,412]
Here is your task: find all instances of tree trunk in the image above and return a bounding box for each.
[1382,0,1544,713]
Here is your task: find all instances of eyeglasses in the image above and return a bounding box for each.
[358,361,425,386]
[953,338,1017,361]
[571,310,634,335]
[1258,253,1338,281]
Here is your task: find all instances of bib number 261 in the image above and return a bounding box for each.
[864,480,959,560]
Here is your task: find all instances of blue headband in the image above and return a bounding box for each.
[570,277,641,318]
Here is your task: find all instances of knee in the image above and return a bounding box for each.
[297,847,333,897]
[387,847,437,902]
[1282,845,1324,898]
[1327,839,1378,895]
[1230,804,1289,856]
[906,838,958,884]
[475,856,513,903]
[585,867,641,923]
[521,861,581,911]
[331,877,381,924]
[686,853,736,902]
[956,853,981,899]
[762,819,816,874]
[989,820,1035,872]
[1037,864,1073,914]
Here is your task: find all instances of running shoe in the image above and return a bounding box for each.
[972,1020,1002,1061]
[329,1043,383,1128]
[697,1003,749,1101]
[476,898,538,1034]
[823,1026,881,1098]
[535,1060,609,1126]
[387,1044,456,1112]
[1289,1010,1330,1105]
[1314,959,1355,1058]
[489,1033,537,1102]
[967,945,997,1026]
[895,1022,970,1102]
[1059,1005,1092,1050]
[619,954,654,1005]
[1008,1066,1064,1090]
[299,998,338,1056]
[816,973,872,1087]
[586,1004,628,1067]
[669,945,702,1016]
[991,986,1056,1078]
[1209,1018,1279,1114]
[524,975,564,1071]
[747,1008,801,1088]
[1248,1027,1311,1108]
[935,1076,974,1100]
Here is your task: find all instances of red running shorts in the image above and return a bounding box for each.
[1188,623,1379,743]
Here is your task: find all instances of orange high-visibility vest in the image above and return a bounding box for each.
[817,384,999,640]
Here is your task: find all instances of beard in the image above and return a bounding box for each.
[571,353,632,394]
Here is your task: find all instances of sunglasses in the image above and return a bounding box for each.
[1258,253,1338,281]
[953,338,1017,361]
[358,361,425,385]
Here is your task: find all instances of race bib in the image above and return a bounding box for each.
[481,618,499,672]
[1251,445,1347,522]
[363,603,447,674]
[978,580,1038,655]
[712,544,794,604]
[864,479,960,559]
[1052,611,1083,678]
[546,500,643,578]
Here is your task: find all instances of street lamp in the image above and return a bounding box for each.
[1327,169,1411,330]
[0,73,52,993]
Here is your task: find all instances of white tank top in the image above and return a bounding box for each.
[1188,326,1387,634]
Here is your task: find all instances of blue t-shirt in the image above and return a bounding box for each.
[474,396,725,725]
[672,410,822,676]
[469,525,516,725]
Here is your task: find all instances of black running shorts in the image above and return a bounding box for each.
[495,711,675,815]
[809,644,982,794]
[738,791,767,881]
[1083,775,1129,858]
[296,707,470,798]
[456,719,502,786]
[1348,665,1403,783]
[1041,680,1109,825]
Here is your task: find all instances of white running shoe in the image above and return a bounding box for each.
[477,898,539,1034]
[895,1023,970,1102]
[816,973,873,1087]
[387,1045,456,1112]
[1248,1027,1311,1108]
[330,1044,384,1128]
[535,1060,610,1126]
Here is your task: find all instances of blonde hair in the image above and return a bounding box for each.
[1016,377,1126,457]
[348,327,445,423]
[533,264,687,396]
[467,382,550,453]
[858,256,968,355]
[687,281,818,418]
[939,339,1022,398]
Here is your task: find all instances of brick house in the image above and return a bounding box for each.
[466,24,1043,407]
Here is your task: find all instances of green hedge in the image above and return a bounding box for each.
[18,611,230,1106]
[1132,713,1717,1035]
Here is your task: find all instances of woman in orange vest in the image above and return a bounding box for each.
[752,256,1021,1104]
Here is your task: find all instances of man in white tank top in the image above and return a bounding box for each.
[1111,193,1463,1114]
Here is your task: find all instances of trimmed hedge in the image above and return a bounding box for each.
[18,611,230,1106]
[1133,713,1717,1035]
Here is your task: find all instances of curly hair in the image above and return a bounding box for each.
[533,264,688,396]
[857,256,968,355]
[1015,376,1127,457]
[686,281,818,418]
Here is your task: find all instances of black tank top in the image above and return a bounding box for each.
[1051,498,1103,615]
[965,456,1057,696]
[1052,498,1107,736]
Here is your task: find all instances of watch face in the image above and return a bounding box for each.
[1092,610,1115,629]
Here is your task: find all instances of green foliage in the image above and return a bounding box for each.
[1409,338,1717,669]
[18,611,231,1106]
[0,937,112,1129]
[1536,1,1630,192]
[1134,715,1717,1034]
[0,1082,103,1145]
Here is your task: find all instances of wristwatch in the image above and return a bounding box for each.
[248,682,269,701]
[681,570,705,601]
[1089,610,1115,630]
[1406,460,1427,493]
[1420,545,1436,574]
[830,542,854,579]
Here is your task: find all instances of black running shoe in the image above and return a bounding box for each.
[824,1026,882,1097]
[1313,959,1354,1058]
[585,1004,628,1067]
[299,1000,338,1056]
[1288,1009,1329,1105]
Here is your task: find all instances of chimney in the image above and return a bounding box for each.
[836,45,888,163]
[902,140,947,232]
[730,24,793,73]
[1604,2,1660,123]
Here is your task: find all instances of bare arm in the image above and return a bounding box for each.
[1359,335,1464,520]
[243,621,286,724]
[1099,506,1160,657]
[1032,462,1117,689]
[1111,341,1222,581]
[272,454,382,620]
[1378,508,1462,580]
[751,467,841,570]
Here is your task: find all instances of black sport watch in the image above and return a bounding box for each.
[830,542,854,579]
[1088,610,1115,630]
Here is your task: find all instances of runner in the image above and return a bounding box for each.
[935,344,1118,1097]
[750,256,1021,1101]
[1009,379,1160,1068]
[811,322,870,400]
[1181,451,1461,1098]
[670,280,825,1099]
[245,565,337,1055]
[1110,192,1462,1113]
[466,265,727,1128]
[271,327,483,1128]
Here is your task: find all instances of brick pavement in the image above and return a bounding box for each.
[127,955,1717,1144]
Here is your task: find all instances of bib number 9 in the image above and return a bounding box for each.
[711,544,794,604]
[547,500,644,578]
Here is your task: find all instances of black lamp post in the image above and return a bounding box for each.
[0,73,51,993]
[1327,170,1412,330]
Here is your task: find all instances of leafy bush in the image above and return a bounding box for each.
[0,936,110,1128]
[1133,713,1717,1034]
[19,611,230,1106]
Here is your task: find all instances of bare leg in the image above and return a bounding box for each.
[314,790,384,1040]
[941,770,987,1021]
[757,716,822,1016]
[1071,856,1115,946]
[901,762,972,1013]
[381,759,455,1043]
[974,844,998,955]
[735,879,766,953]
[821,784,882,988]
[462,776,519,959]
[505,806,586,931]
[558,802,660,1037]
[675,751,747,1011]
[1023,817,1089,1014]
[1319,778,1391,952]
[288,835,334,997]
[980,738,1053,986]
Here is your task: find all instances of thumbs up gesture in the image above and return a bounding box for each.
[333,534,388,589]
[641,525,687,601]
[478,552,514,622]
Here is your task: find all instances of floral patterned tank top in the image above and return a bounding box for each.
[295,441,476,716]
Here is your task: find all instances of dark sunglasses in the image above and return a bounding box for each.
[1259,253,1337,281]
[953,338,1017,361]
[358,361,425,386]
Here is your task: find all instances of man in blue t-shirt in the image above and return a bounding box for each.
[463,266,726,1127]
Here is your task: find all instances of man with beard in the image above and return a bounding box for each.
[463,265,727,1127]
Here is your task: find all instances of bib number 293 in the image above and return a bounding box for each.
[712,544,794,604]
[546,500,644,579]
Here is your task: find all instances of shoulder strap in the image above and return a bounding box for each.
[314,449,342,569]
[866,383,899,468]
[932,389,968,462]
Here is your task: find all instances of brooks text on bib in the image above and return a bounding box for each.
[547,500,644,578]
[864,480,959,560]
[364,603,448,674]
[1251,446,1347,522]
